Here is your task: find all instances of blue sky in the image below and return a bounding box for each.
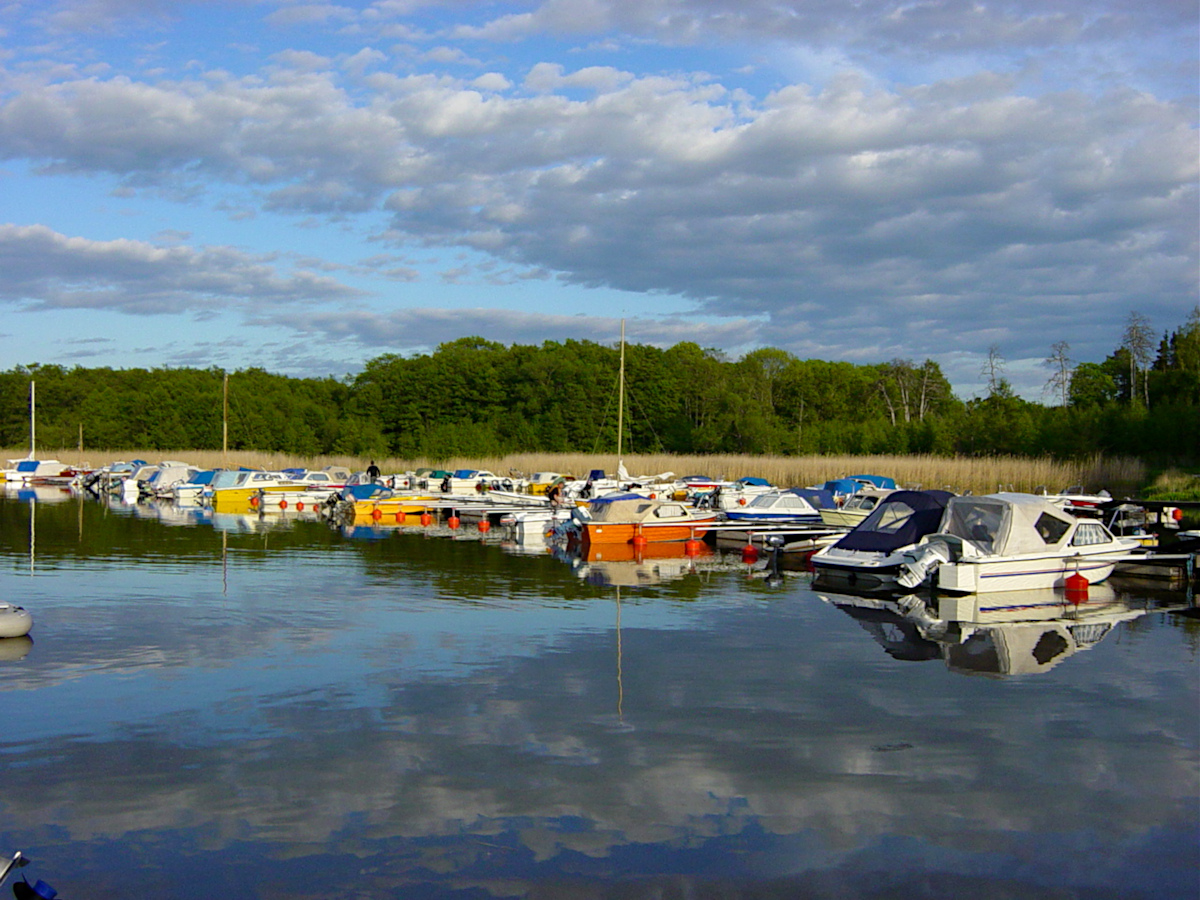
[0,0,1195,399]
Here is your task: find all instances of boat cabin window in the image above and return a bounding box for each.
[654,504,688,519]
[1070,522,1112,546]
[1034,512,1072,545]
[748,493,780,509]
[847,495,878,511]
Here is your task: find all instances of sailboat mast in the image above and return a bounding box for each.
[222,372,229,466]
[29,381,35,459]
[616,320,625,474]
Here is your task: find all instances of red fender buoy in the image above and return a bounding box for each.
[420,512,432,526]
[278,499,287,510]
[478,520,491,533]
[371,508,382,520]
[741,544,759,564]
[448,515,460,530]
[1065,571,1089,604]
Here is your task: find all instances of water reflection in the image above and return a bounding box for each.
[0,494,1196,898]
[818,583,1198,677]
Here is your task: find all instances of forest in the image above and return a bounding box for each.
[1,308,1196,464]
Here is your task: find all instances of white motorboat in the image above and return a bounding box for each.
[897,493,1141,594]
[811,490,956,591]
[723,488,836,525]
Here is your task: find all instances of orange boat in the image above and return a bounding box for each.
[582,493,717,545]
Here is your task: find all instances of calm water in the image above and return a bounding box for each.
[1,489,1197,899]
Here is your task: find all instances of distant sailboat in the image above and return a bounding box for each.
[3,382,65,484]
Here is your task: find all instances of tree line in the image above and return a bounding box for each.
[1,308,1196,463]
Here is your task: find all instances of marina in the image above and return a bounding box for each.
[0,478,1197,898]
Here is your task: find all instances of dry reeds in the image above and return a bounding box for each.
[10,447,1147,497]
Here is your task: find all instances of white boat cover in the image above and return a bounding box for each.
[940,493,1077,557]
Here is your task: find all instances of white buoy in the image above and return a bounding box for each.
[0,602,33,639]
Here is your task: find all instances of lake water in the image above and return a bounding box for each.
[1,489,1197,899]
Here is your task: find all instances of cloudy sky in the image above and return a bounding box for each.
[0,0,1195,398]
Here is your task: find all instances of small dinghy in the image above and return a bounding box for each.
[0,602,33,639]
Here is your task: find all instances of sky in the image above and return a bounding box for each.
[0,0,1196,400]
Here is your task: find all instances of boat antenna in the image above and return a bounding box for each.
[616,319,625,476]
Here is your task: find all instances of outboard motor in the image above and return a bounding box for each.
[897,541,952,590]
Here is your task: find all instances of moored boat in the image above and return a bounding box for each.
[897,493,1141,594]
[811,490,955,591]
[582,492,717,545]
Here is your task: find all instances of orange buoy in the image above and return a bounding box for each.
[420,512,432,526]
[684,538,702,556]
[1065,571,1089,604]
[738,497,747,505]
[296,501,304,511]
[478,520,491,533]
[649,493,656,500]
[395,511,404,523]
[448,515,460,529]
[741,543,759,564]
[371,508,382,520]
[632,525,648,548]
[279,499,287,510]
[250,495,259,507]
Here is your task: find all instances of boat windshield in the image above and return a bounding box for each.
[858,500,919,534]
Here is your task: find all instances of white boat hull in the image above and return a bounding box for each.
[937,553,1119,594]
[0,602,33,638]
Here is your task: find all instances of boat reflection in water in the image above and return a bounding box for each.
[572,540,709,587]
[817,583,1197,677]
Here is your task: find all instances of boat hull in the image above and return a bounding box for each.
[937,554,1119,594]
[0,603,33,638]
[583,519,715,545]
[818,508,871,528]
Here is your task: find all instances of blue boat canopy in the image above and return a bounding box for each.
[833,490,955,553]
[787,488,837,509]
[344,483,394,501]
[849,474,898,490]
[822,475,897,496]
[736,476,770,487]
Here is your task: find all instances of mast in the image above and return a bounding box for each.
[616,320,625,476]
[29,381,35,459]
[222,372,229,466]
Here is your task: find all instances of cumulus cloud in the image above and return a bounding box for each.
[0,0,1193,388]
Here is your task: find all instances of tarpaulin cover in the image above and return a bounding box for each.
[834,490,955,552]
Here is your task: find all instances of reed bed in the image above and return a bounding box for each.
[11,448,1147,497]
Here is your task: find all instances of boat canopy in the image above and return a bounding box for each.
[588,493,696,523]
[834,490,955,553]
[850,474,898,489]
[344,483,393,501]
[788,488,836,509]
[939,493,1077,556]
[736,477,770,487]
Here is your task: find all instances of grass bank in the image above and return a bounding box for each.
[12,448,1148,498]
